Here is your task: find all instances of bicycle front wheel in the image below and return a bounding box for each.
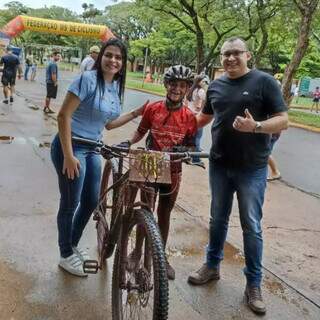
[95,158,118,264]
[112,209,169,320]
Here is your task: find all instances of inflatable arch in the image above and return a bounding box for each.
[0,15,114,41]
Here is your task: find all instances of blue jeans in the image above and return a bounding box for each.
[192,128,203,163]
[206,161,267,287]
[24,65,30,80]
[51,135,101,258]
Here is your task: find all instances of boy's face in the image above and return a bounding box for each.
[165,80,189,103]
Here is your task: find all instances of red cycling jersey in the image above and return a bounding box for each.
[137,100,197,152]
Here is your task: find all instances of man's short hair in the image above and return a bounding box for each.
[89,45,100,54]
[52,51,60,56]
[222,36,248,51]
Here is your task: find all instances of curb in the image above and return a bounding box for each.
[289,121,320,133]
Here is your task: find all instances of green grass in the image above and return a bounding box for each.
[289,110,320,128]
[127,71,144,80]
[290,96,313,109]
[125,78,166,96]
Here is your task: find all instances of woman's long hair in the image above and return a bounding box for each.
[92,38,127,104]
[186,75,204,102]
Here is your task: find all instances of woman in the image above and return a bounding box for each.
[51,38,147,277]
[186,74,209,167]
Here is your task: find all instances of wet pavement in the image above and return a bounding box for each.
[0,76,320,319]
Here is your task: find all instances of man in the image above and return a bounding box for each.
[0,46,22,104]
[79,45,100,73]
[24,54,33,80]
[44,51,60,114]
[121,65,197,280]
[187,37,288,314]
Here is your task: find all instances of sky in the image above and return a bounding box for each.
[0,0,122,14]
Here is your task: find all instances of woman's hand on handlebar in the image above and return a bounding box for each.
[62,155,81,180]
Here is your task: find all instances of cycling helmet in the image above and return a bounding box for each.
[164,65,193,83]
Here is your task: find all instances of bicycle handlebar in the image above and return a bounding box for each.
[72,136,209,159]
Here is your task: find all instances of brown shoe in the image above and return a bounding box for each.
[166,260,175,280]
[188,263,220,285]
[244,285,266,314]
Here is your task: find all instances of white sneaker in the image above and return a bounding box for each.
[73,246,91,262]
[59,253,87,277]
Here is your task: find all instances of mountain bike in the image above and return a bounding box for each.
[72,136,208,320]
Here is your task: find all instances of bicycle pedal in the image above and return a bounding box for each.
[83,259,99,274]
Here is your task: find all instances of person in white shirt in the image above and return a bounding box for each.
[186,74,209,167]
[80,45,100,73]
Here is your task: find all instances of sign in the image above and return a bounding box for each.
[0,15,114,41]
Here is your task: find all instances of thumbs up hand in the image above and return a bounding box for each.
[233,108,257,132]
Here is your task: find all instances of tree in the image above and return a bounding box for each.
[282,0,320,102]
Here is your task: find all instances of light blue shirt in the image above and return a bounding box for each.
[68,70,121,140]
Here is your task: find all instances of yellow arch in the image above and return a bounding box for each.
[1,15,114,41]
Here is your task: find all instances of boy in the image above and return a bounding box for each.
[122,65,197,280]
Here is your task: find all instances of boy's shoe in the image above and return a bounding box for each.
[73,246,90,262]
[166,260,175,280]
[58,253,87,277]
[188,263,220,285]
[244,285,266,314]
[3,100,8,104]
[9,97,13,103]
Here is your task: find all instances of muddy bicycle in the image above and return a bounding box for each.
[72,136,208,320]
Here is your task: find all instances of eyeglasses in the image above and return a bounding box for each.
[220,50,247,58]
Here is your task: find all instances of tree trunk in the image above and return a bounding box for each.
[196,30,205,73]
[281,1,319,104]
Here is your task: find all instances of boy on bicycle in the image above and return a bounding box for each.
[120,65,198,280]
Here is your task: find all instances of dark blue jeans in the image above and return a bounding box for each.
[24,65,30,80]
[192,128,203,163]
[51,135,101,258]
[206,161,267,287]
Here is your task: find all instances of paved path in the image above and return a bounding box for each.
[1,93,319,319]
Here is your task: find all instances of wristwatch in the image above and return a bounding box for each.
[254,121,262,133]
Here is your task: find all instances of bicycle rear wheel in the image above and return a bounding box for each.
[95,158,118,265]
[112,209,169,320]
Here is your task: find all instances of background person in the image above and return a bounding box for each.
[24,54,33,80]
[310,86,320,113]
[30,58,38,81]
[186,74,209,168]
[80,45,100,73]
[51,38,147,277]
[0,46,22,104]
[44,51,60,114]
[187,37,288,315]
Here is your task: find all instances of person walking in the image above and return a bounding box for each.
[44,51,60,114]
[24,54,33,80]
[80,45,100,73]
[30,58,37,81]
[0,46,22,104]
[310,86,320,113]
[187,37,288,315]
[51,38,147,277]
[186,74,209,168]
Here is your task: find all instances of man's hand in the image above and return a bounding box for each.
[233,109,256,132]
